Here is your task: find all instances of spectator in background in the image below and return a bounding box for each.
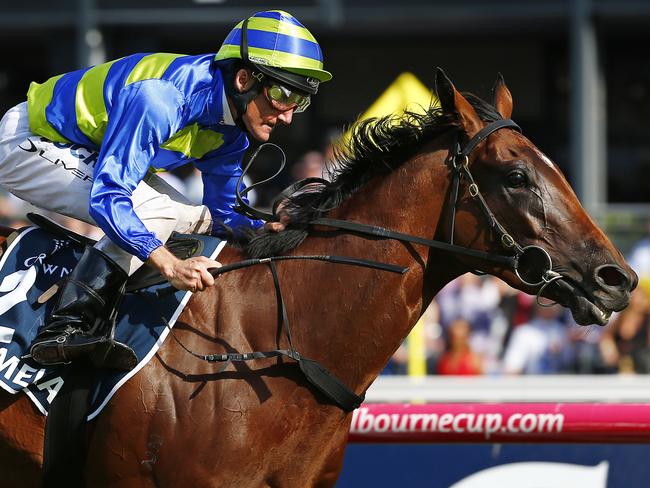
[382,300,444,376]
[600,287,650,374]
[436,318,482,375]
[564,319,608,374]
[157,171,187,196]
[436,274,501,371]
[47,214,104,241]
[422,300,445,374]
[437,274,501,332]
[628,219,650,277]
[290,150,327,182]
[182,166,204,205]
[502,302,570,374]
[0,189,27,226]
[628,219,650,300]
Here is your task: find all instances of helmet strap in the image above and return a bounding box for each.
[218,18,264,132]
[220,61,262,133]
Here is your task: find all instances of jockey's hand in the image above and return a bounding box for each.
[262,210,290,233]
[148,246,222,292]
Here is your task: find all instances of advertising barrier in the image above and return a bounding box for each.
[339,378,650,487]
[348,403,650,444]
[339,403,650,487]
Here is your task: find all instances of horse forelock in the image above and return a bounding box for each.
[242,94,501,258]
[461,92,503,123]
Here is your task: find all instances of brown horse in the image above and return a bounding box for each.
[0,69,636,487]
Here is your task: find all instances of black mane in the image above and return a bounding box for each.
[242,93,502,258]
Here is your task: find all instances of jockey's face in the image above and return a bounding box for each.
[233,69,295,142]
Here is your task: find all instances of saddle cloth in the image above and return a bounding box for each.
[0,226,224,420]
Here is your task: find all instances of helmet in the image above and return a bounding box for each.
[215,10,332,96]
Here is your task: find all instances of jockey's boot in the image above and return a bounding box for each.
[29,246,138,371]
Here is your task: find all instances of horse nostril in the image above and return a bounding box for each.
[595,265,630,290]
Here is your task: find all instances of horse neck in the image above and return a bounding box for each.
[295,138,462,393]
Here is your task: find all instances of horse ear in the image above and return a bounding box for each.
[434,67,483,137]
[492,73,513,119]
[434,67,456,114]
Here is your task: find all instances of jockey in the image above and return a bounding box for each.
[0,10,331,370]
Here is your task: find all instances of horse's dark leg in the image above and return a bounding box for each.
[0,394,45,487]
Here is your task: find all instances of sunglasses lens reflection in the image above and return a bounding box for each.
[266,85,310,113]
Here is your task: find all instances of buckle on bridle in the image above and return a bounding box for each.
[514,245,556,287]
[501,234,515,248]
[452,154,468,170]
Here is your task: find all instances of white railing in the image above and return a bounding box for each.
[365,375,650,403]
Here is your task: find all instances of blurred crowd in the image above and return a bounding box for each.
[384,274,650,376]
[1,148,649,377]
[385,236,650,376]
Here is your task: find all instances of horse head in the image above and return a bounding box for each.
[435,68,637,326]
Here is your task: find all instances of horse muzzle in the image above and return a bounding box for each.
[545,263,637,326]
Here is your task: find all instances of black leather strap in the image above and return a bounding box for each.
[234,143,330,222]
[310,217,516,268]
[234,143,287,222]
[153,261,366,412]
[240,18,250,62]
[450,119,524,254]
[457,119,521,158]
[298,357,365,411]
[448,162,461,245]
[155,254,406,298]
[269,260,365,412]
[42,367,92,488]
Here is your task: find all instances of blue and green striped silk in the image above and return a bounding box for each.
[215,10,331,82]
[25,52,260,261]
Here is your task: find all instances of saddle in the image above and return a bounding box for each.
[26,213,204,292]
[0,216,222,488]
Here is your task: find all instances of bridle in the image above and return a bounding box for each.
[237,118,564,302]
[442,118,564,299]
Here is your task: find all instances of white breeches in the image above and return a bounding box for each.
[0,102,212,275]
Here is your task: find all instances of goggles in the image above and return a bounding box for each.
[264,84,311,113]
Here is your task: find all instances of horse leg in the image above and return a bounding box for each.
[0,394,45,487]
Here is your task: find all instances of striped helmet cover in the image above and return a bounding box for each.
[215,10,332,83]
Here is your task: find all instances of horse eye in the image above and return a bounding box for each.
[506,170,527,188]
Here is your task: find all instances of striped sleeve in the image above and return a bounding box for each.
[89,79,186,261]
